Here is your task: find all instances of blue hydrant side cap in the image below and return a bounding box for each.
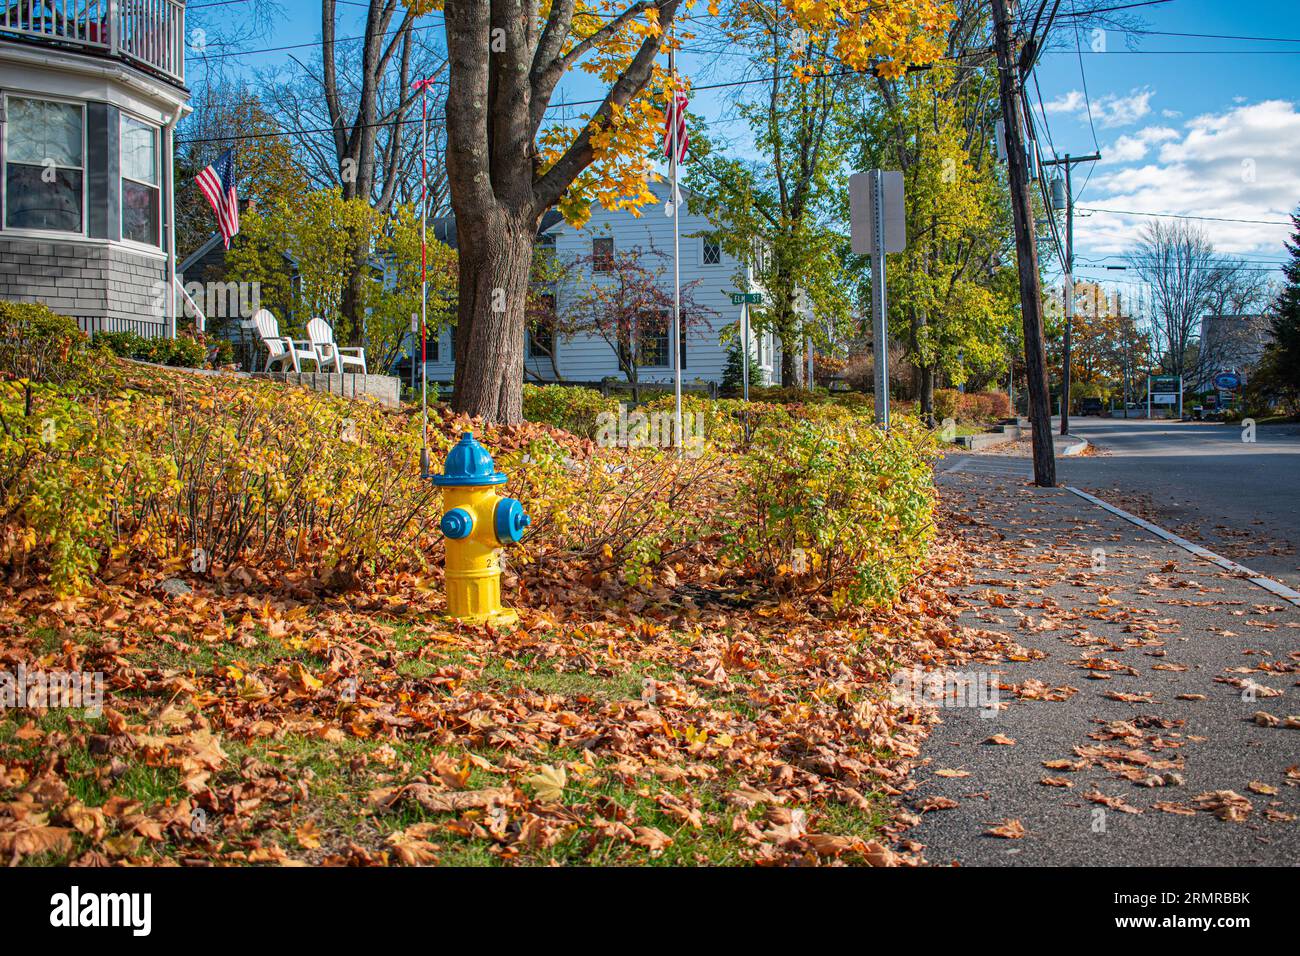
[432,431,508,486]
[494,497,531,545]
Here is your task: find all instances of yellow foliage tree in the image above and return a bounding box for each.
[430,0,952,423]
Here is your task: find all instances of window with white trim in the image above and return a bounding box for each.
[639,310,669,367]
[702,237,721,265]
[4,97,84,233]
[120,114,160,246]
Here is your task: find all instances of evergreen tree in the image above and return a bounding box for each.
[721,341,764,395]
[1267,209,1300,396]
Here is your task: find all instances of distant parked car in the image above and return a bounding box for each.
[1079,397,1105,416]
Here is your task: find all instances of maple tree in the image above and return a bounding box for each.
[856,66,1016,419]
[225,189,457,364]
[685,5,856,387]
[174,84,308,259]
[432,0,952,423]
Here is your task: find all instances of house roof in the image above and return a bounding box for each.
[429,210,564,250]
[538,180,699,236]
[178,232,300,277]
[178,233,225,276]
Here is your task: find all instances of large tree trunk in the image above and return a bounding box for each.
[780,331,798,387]
[442,0,679,424]
[452,212,537,423]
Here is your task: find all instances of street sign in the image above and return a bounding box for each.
[849,171,905,255]
[1213,371,1241,391]
[730,292,762,305]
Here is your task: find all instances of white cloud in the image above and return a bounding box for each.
[1106,126,1179,163]
[1097,89,1154,128]
[1045,87,1154,128]
[1076,100,1300,259]
[1044,90,1087,115]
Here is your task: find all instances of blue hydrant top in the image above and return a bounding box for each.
[432,432,508,486]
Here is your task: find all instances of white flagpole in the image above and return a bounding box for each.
[668,39,683,455]
[418,80,430,478]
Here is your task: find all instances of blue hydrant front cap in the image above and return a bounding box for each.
[433,431,508,486]
[440,507,474,539]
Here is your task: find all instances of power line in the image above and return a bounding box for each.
[179,63,882,144]
[1119,28,1300,43]
[1078,207,1292,225]
[191,18,445,61]
[1013,0,1174,22]
[1069,1,1100,200]
[1043,48,1300,54]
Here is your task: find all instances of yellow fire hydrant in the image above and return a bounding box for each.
[434,431,531,626]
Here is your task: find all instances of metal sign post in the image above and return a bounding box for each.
[869,171,889,429]
[730,291,762,403]
[850,170,905,429]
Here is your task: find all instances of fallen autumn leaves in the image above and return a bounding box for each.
[0,527,997,866]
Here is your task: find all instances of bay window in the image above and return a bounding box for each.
[4,97,84,233]
[120,113,160,246]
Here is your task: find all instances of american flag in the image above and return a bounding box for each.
[197,149,240,248]
[663,89,689,164]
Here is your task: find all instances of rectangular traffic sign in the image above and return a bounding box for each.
[730,292,762,305]
[849,170,906,255]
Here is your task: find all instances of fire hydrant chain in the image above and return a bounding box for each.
[433,432,531,626]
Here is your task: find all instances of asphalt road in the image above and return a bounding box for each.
[1057,417,1300,589]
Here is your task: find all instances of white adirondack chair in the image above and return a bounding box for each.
[252,309,318,373]
[307,317,368,375]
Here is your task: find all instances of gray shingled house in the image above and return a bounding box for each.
[0,0,190,336]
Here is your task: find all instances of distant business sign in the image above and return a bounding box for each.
[1151,375,1181,394]
[1213,371,1241,391]
[730,292,762,305]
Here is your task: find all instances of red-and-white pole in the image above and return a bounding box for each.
[415,77,434,477]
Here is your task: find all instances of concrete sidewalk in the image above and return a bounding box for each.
[907,470,1300,865]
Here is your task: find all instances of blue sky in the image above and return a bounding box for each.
[1025,0,1300,293]
[192,0,1300,290]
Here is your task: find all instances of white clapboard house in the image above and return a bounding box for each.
[419,180,779,388]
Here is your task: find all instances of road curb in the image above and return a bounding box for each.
[1064,486,1300,607]
[1057,434,1088,456]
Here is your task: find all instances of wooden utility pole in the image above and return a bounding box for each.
[992,0,1055,486]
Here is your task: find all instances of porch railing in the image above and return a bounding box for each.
[0,0,185,84]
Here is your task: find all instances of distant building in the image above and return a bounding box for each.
[0,1,190,337]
